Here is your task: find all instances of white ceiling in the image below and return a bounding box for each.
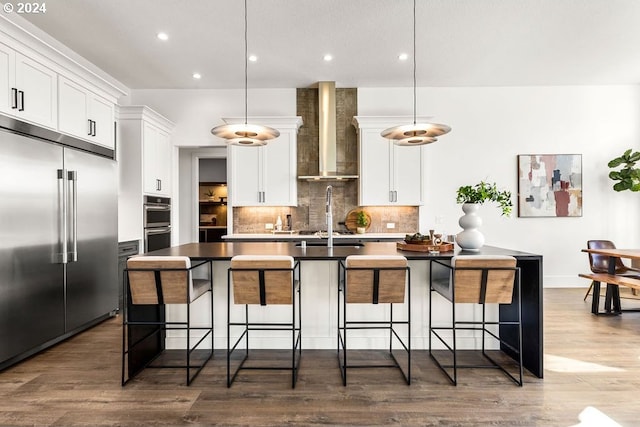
[20,0,640,90]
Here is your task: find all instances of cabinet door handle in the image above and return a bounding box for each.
[156,179,162,191]
[88,119,93,136]
[394,191,398,202]
[92,120,97,136]
[11,88,17,109]
[18,90,24,111]
[389,191,393,202]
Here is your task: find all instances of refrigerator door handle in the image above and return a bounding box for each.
[68,170,78,262]
[57,169,68,264]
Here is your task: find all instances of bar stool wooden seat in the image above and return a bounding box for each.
[338,255,411,386]
[429,255,522,386]
[122,256,213,386]
[227,255,301,388]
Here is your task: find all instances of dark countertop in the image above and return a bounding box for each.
[146,241,541,261]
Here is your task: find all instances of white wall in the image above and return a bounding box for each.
[129,88,296,146]
[359,85,640,286]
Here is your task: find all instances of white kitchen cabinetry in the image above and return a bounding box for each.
[58,76,115,149]
[118,106,175,241]
[142,120,172,195]
[119,106,173,197]
[226,117,303,206]
[353,116,425,206]
[0,42,57,128]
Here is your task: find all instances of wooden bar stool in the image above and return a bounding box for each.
[227,255,301,388]
[122,256,213,386]
[338,255,411,386]
[429,255,522,386]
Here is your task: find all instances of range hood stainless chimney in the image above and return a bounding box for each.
[298,81,359,181]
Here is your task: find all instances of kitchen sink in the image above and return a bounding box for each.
[295,242,365,248]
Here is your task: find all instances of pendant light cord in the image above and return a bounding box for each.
[412,0,417,126]
[244,0,248,125]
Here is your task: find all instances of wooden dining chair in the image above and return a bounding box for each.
[584,240,640,301]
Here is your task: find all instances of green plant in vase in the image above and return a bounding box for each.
[456,181,513,216]
[455,181,512,251]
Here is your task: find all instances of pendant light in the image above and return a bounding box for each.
[381,0,451,146]
[211,0,279,146]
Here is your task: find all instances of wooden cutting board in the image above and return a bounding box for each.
[345,209,372,232]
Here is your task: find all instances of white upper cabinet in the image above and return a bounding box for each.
[119,106,174,198]
[0,42,57,128]
[58,76,115,149]
[229,144,262,206]
[226,117,302,207]
[0,23,124,152]
[353,116,425,206]
[142,120,172,196]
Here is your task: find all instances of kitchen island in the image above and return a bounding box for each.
[134,241,543,378]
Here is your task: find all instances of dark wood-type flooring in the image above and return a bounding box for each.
[1,288,639,426]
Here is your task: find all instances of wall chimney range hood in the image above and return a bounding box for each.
[298,81,358,181]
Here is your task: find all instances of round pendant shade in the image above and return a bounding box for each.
[211,123,280,146]
[381,122,451,145]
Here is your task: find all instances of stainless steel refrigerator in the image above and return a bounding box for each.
[0,119,118,370]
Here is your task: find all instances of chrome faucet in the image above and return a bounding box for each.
[326,185,333,248]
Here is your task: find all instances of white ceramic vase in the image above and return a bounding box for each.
[456,203,484,251]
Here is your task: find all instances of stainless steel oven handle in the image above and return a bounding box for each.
[146,226,172,235]
[144,205,171,211]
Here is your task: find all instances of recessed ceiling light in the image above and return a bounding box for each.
[248,55,258,62]
[157,32,169,41]
[323,54,333,62]
[193,72,201,79]
[398,53,409,61]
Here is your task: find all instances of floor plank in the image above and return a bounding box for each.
[1,288,639,426]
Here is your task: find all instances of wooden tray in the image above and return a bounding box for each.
[345,209,372,232]
[397,241,455,252]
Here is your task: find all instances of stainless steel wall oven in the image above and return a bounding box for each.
[143,196,171,252]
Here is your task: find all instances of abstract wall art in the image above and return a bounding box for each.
[517,154,582,217]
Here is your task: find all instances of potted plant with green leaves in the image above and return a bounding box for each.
[608,149,640,192]
[356,210,369,234]
[455,181,512,251]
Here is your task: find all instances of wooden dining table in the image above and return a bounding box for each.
[581,248,640,314]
